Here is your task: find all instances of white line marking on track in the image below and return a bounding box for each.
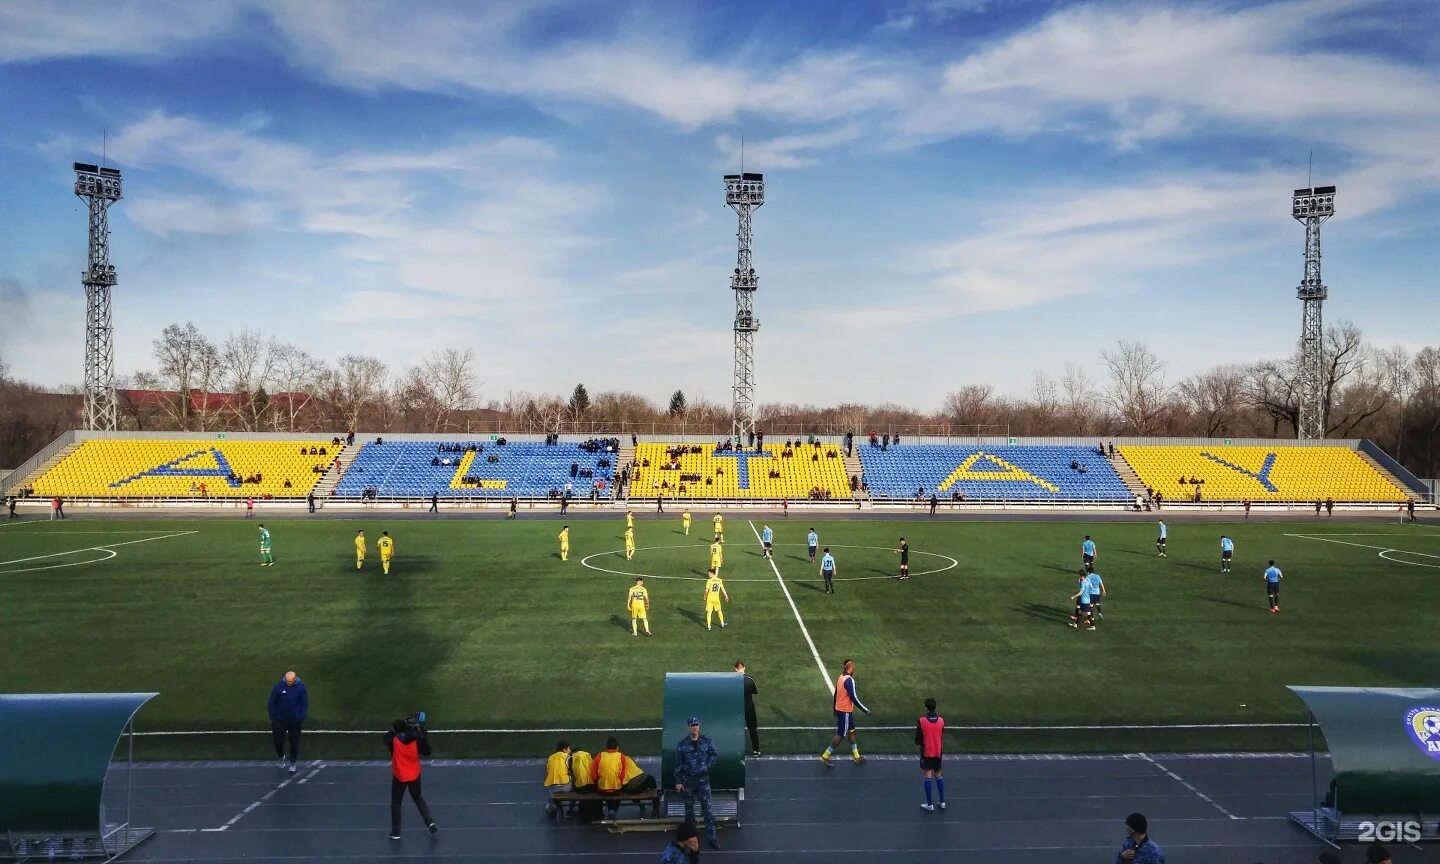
[750,520,833,696]
[201,761,321,831]
[1139,752,1242,820]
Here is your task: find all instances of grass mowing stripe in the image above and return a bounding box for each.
[749,519,833,696]
[0,530,198,566]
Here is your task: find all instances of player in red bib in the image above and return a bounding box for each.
[914,697,946,810]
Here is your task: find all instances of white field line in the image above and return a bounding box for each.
[749,520,833,696]
[130,722,1306,737]
[0,530,199,567]
[1139,752,1242,820]
[1286,533,1440,569]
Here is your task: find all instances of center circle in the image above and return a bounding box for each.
[578,542,959,582]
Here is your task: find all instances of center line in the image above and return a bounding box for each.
[748,520,832,695]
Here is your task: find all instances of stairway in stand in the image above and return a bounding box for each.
[614,445,635,502]
[842,451,867,501]
[1109,452,1151,502]
[312,444,360,503]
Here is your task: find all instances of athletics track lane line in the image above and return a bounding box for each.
[748,519,834,696]
[1138,752,1242,820]
[201,762,326,832]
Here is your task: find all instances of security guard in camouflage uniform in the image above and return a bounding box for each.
[673,715,720,850]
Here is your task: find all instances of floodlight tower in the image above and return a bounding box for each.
[74,162,123,431]
[1291,184,1335,440]
[725,172,764,444]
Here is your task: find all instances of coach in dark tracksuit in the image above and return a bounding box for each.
[736,660,760,756]
[268,671,308,773]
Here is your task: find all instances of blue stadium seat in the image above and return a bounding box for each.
[858,445,1130,501]
[335,441,616,498]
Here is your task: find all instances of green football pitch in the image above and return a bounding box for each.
[1,513,1436,758]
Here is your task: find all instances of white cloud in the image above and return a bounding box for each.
[0,0,242,62]
[713,125,862,170]
[127,194,273,238]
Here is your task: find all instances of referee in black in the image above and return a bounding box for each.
[735,660,760,757]
[894,537,910,580]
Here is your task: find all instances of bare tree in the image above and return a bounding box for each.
[270,344,325,432]
[420,348,478,432]
[1061,363,1099,436]
[142,322,218,429]
[943,384,996,429]
[1322,321,1389,436]
[1178,365,1247,437]
[322,354,388,431]
[1101,340,1169,435]
[221,329,279,431]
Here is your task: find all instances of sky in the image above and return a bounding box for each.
[2,0,1438,411]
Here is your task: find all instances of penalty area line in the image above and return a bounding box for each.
[0,530,199,568]
[749,519,833,696]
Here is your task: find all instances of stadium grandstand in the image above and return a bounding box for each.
[858,444,1129,502]
[628,441,851,500]
[334,438,619,499]
[5,431,1426,508]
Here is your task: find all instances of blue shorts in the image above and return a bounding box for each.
[1083,553,1094,564]
[1222,550,1233,560]
[835,711,855,736]
[808,545,817,556]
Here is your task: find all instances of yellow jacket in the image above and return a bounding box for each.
[593,748,642,792]
[570,750,594,786]
[543,751,570,786]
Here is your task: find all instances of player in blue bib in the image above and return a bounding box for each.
[1263,560,1283,613]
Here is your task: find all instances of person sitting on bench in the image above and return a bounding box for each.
[593,736,655,817]
[543,740,574,817]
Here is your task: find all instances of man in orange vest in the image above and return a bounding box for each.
[593,736,655,819]
[914,697,946,811]
[820,659,871,766]
[385,716,437,840]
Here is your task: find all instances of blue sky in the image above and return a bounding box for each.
[2,0,1437,409]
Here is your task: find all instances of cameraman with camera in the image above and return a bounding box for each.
[384,713,437,840]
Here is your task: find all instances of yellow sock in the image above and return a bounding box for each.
[644,621,651,635]
[717,609,725,626]
[632,619,638,636]
[706,610,712,628]
[383,563,389,574]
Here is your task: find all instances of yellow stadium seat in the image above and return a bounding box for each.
[32,440,340,498]
[1118,445,1406,502]
[630,442,851,500]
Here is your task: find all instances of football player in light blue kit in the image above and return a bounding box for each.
[807,529,819,563]
[1069,570,1095,630]
[761,524,774,559]
[1086,569,1106,620]
[1263,560,1283,613]
[1220,535,1235,573]
[1155,520,1167,557]
[1081,535,1097,568]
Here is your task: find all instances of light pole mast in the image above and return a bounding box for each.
[1291,184,1335,440]
[725,172,764,444]
[74,161,123,431]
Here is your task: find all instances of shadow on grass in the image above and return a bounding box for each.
[676,606,705,627]
[608,614,635,633]
[792,580,825,593]
[341,554,445,576]
[1174,561,1218,573]
[1115,548,1155,557]
[1200,596,1260,611]
[1041,564,1081,575]
[1013,602,1071,623]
